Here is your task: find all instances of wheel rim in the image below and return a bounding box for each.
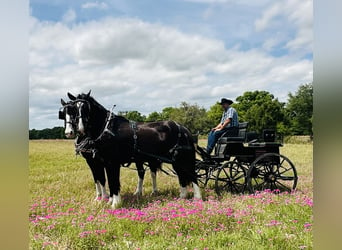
[215,161,246,196]
[247,153,298,193]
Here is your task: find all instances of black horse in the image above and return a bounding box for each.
[60,95,161,204]
[68,91,202,208]
[59,98,109,201]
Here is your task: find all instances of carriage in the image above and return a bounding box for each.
[194,122,298,196]
[59,92,298,207]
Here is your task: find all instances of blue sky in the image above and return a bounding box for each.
[29,0,313,129]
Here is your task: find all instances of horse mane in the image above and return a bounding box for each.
[76,93,107,113]
[113,115,129,123]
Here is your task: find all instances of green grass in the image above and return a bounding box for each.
[29,140,313,249]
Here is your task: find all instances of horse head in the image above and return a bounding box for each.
[59,98,77,138]
[67,90,107,138]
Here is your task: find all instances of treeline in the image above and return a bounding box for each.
[29,83,313,139]
[29,127,65,139]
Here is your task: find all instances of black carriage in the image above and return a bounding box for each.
[195,123,298,196]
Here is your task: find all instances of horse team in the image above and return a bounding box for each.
[59,91,202,208]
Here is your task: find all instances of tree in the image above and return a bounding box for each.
[29,127,65,139]
[145,111,163,122]
[168,102,210,134]
[120,111,146,122]
[160,107,176,120]
[234,91,286,134]
[206,102,223,128]
[286,83,313,135]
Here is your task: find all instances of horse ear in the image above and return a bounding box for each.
[68,92,76,100]
[61,98,66,106]
[86,90,91,98]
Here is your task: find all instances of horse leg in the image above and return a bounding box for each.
[107,162,121,208]
[173,157,202,200]
[172,162,189,199]
[149,160,160,195]
[192,182,202,200]
[85,157,108,201]
[134,161,145,196]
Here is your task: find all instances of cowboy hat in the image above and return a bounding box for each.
[219,98,233,105]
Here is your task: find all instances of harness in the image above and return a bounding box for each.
[130,120,138,152]
[129,121,192,164]
[71,101,193,169]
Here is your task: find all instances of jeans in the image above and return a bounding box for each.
[206,127,238,154]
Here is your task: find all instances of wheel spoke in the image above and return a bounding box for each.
[275,180,292,191]
[217,182,230,190]
[231,173,245,182]
[255,180,267,190]
[222,168,230,178]
[278,167,292,175]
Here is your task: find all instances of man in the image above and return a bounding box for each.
[206,98,239,154]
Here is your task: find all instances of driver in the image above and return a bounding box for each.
[206,98,239,155]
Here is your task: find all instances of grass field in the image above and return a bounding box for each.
[29,140,313,249]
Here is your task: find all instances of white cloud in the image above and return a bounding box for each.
[29,16,312,129]
[81,1,108,10]
[255,0,312,53]
[255,3,281,32]
[62,9,76,24]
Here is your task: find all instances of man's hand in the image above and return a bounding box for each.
[212,125,222,131]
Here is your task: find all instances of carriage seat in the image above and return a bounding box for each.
[218,122,248,144]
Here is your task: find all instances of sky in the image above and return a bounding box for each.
[29,0,313,129]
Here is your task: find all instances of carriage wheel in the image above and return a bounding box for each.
[195,161,210,188]
[247,153,298,193]
[215,161,247,196]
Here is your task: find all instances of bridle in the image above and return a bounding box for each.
[59,102,77,127]
[74,99,92,131]
[59,99,92,130]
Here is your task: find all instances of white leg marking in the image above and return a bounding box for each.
[134,178,144,196]
[100,184,109,200]
[107,196,113,205]
[151,171,158,195]
[94,181,102,201]
[180,186,188,199]
[192,182,202,200]
[111,193,121,208]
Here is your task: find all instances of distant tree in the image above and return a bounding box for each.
[160,107,176,120]
[234,91,286,134]
[123,111,146,122]
[206,102,223,128]
[29,127,65,139]
[168,102,209,134]
[286,83,313,135]
[145,111,163,122]
[29,129,38,139]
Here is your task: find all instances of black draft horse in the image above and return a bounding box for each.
[60,96,160,203]
[59,98,109,201]
[68,91,202,208]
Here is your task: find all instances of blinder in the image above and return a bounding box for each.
[58,110,64,120]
